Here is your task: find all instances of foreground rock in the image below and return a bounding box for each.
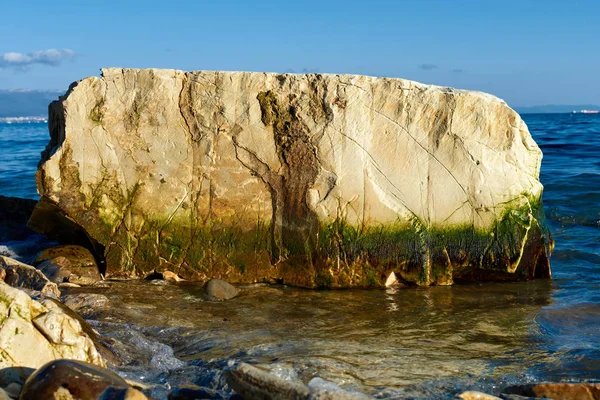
[30,68,553,287]
[503,382,600,399]
[0,256,60,297]
[0,282,104,385]
[204,278,239,300]
[19,359,144,400]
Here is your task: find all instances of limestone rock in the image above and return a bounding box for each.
[203,278,239,300]
[0,256,60,297]
[0,282,104,385]
[503,382,600,400]
[30,68,553,287]
[19,359,128,400]
[30,244,102,285]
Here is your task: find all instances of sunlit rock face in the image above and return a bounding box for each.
[30,68,553,287]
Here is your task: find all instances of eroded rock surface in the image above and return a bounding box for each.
[0,282,104,385]
[30,68,553,287]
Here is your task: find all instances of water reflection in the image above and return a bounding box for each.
[70,280,558,398]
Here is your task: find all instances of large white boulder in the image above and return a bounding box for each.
[30,69,552,287]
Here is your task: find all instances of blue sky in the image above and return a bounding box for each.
[1,0,598,106]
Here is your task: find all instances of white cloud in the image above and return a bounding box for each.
[0,49,76,69]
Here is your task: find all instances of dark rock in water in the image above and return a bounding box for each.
[204,279,239,300]
[0,255,60,296]
[20,359,129,400]
[503,382,600,400]
[61,293,110,319]
[0,196,37,242]
[31,245,102,285]
[225,362,312,400]
[98,386,148,399]
[37,256,72,283]
[168,385,224,400]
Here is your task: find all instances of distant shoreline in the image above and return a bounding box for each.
[0,116,48,123]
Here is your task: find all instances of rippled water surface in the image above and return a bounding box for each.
[1,113,599,398]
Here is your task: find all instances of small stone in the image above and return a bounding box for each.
[163,270,185,282]
[61,293,110,319]
[503,382,600,400]
[203,279,239,300]
[37,256,72,283]
[385,272,399,288]
[456,391,502,400]
[19,359,128,400]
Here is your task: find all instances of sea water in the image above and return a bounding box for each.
[0,113,598,398]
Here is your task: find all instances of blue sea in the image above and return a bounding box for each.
[0,114,599,398]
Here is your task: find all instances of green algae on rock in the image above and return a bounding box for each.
[30,68,552,287]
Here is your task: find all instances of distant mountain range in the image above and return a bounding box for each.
[0,89,598,118]
[513,105,600,114]
[0,89,63,118]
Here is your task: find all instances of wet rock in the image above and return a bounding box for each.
[168,385,223,400]
[225,362,312,399]
[456,391,502,400]
[0,196,37,242]
[0,256,60,297]
[61,293,110,319]
[0,282,104,385]
[30,68,552,287]
[19,359,128,400]
[37,256,72,283]
[31,244,102,285]
[503,382,600,400]
[203,279,239,300]
[99,386,149,400]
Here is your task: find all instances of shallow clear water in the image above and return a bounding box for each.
[0,114,599,398]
